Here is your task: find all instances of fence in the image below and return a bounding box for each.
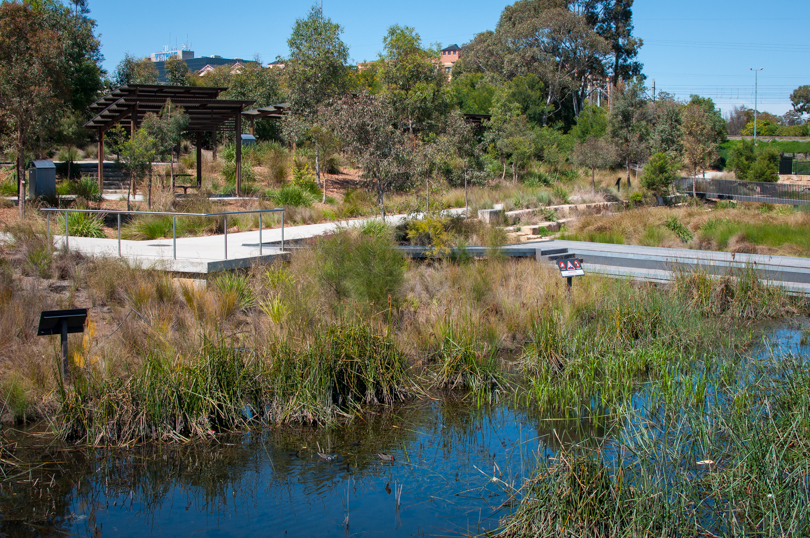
[40,207,286,261]
[673,177,810,205]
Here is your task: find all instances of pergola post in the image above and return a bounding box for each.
[250,117,255,136]
[196,132,202,188]
[235,112,242,197]
[97,129,104,194]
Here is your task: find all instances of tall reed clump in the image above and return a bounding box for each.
[430,322,506,403]
[264,324,410,424]
[499,347,810,538]
[519,278,749,418]
[56,323,412,444]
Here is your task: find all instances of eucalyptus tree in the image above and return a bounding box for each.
[378,24,450,136]
[0,1,65,218]
[324,93,412,220]
[790,85,810,115]
[681,102,720,185]
[571,136,617,192]
[164,56,190,86]
[284,4,350,187]
[607,79,650,186]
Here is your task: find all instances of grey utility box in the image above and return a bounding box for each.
[28,160,56,199]
[240,134,257,147]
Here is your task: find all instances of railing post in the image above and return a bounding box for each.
[117,214,121,257]
[172,216,177,260]
[64,210,69,252]
[281,210,284,252]
[224,214,228,260]
[259,213,263,256]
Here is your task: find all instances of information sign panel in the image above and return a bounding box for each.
[557,258,585,278]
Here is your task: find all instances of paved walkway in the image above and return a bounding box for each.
[40,209,465,273]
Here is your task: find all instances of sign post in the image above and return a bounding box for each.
[37,309,87,381]
[556,258,585,295]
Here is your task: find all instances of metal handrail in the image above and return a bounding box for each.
[40,207,286,261]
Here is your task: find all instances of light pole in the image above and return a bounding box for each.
[750,68,763,145]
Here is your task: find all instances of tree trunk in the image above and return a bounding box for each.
[512,162,517,184]
[147,167,152,210]
[377,178,385,221]
[16,151,24,220]
[464,168,468,215]
[127,171,132,212]
[315,146,322,188]
[592,167,596,194]
[170,147,175,191]
[501,161,506,182]
[626,156,631,188]
[322,172,327,204]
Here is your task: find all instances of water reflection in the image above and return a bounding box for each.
[1,397,604,537]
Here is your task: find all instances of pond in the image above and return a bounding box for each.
[1,323,806,537]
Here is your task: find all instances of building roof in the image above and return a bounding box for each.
[152,57,258,82]
[84,85,255,133]
[441,44,460,52]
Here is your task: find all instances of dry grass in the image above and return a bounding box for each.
[561,202,810,256]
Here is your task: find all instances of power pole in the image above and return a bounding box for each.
[750,68,763,145]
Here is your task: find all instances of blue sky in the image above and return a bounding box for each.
[91,0,809,116]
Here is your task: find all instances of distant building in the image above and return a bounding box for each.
[440,44,460,77]
[148,47,256,82]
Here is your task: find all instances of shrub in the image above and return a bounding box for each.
[67,176,102,202]
[272,184,315,207]
[122,215,173,240]
[664,216,693,242]
[641,152,678,195]
[60,211,105,238]
[315,227,406,311]
[748,147,779,183]
[0,171,18,196]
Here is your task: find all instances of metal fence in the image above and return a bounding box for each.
[40,207,286,261]
[673,177,810,205]
[794,161,810,175]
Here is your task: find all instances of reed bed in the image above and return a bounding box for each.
[498,346,810,537]
[0,220,807,446]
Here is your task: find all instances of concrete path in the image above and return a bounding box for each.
[41,208,466,273]
[520,240,810,295]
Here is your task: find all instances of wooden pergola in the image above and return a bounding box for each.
[84,85,255,195]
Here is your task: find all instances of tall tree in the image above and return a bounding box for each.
[378,24,449,136]
[36,0,105,111]
[681,102,720,184]
[113,54,158,86]
[496,0,610,121]
[649,93,682,157]
[584,0,643,86]
[790,85,810,115]
[607,79,650,186]
[324,93,412,219]
[284,4,349,187]
[164,56,190,86]
[0,1,65,218]
[140,100,189,199]
[571,136,616,192]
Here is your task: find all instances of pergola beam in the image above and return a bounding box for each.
[84,84,254,196]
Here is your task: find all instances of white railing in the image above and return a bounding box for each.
[40,207,286,260]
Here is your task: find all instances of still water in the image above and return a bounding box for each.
[1,324,804,537]
[1,398,603,537]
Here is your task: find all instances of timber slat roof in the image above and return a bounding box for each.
[84,84,255,133]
